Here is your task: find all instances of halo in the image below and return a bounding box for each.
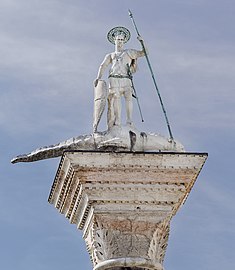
[107,26,131,44]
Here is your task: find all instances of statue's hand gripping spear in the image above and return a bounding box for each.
[128,10,174,141]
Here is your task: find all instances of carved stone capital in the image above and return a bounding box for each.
[49,151,207,270]
[84,214,169,269]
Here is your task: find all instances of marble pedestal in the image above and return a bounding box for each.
[48,151,207,270]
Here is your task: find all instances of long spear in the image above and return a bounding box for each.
[128,9,174,141]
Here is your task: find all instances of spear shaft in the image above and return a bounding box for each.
[128,9,174,141]
[127,64,144,122]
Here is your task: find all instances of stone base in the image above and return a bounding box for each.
[48,151,207,270]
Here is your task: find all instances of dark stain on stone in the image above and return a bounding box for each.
[129,130,137,151]
[140,132,147,138]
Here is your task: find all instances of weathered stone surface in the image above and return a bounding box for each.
[11,126,184,164]
[49,151,207,270]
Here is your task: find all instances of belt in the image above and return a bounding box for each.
[109,74,131,79]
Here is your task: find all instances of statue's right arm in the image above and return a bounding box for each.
[94,54,112,87]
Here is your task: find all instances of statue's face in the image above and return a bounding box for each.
[115,34,125,47]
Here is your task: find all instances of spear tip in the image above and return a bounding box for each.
[128,9,133,17]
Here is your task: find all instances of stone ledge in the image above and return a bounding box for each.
[48,151,207,270]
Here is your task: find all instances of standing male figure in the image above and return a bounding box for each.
[94,26,146,130]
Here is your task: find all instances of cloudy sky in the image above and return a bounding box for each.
[1,0,235,269]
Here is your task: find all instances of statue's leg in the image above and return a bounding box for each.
[107,93,115,130]
[124,88,133,125]
[113,91,121,126]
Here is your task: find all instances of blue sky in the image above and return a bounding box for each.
[1,0,235,269]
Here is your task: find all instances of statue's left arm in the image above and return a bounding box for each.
[128,36,148,60]
[136,36,148,57]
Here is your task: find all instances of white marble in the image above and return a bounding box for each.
[94,27,146,130]
[11,125,184,163]
[48,151,207,270]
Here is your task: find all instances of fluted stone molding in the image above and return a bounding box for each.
[48,151,207,270]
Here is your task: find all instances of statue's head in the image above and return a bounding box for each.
[114,34,125,47]
[107,26,131,45]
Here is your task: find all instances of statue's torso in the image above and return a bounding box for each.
[109,50,132,76]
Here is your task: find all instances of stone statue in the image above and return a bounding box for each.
[11,26,185,164]
[93,26,145,132]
